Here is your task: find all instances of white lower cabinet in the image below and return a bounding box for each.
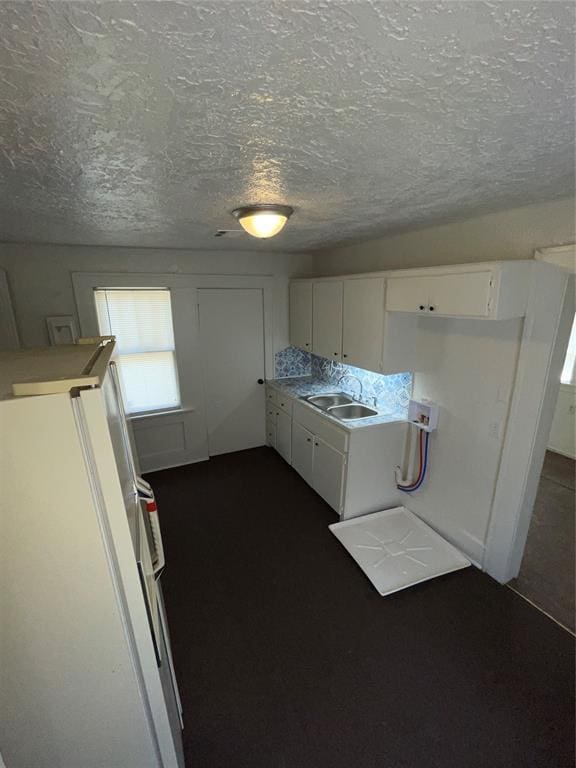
[292,421,345,511]
[275,409,292,463]
[268,389,405,519]
[266,418,276,448]
[291,421,314,485]
[311,436,346,511]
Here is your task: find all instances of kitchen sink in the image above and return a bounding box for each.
[305,393,354,410]
[327,404,378,421]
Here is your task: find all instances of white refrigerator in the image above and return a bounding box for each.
[0,339,185,768]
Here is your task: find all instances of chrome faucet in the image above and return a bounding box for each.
[337,373,363,403]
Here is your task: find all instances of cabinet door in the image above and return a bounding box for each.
[342,278,385,372]
[312,437,345,513]
[291,422,314,485]
[313,281,343,361]
[266,419,277,448]
[427,272,492,317]
[275,409,292,463]
[385,276,430,313]
[289,282,313,351]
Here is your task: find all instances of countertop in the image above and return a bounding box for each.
[266,376,407,431]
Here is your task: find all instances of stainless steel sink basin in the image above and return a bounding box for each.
[305,393,354,410]
[327,404,378,421]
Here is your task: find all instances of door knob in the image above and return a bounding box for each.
[257,378,264,384]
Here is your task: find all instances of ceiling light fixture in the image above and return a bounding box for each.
[232,205,293,239]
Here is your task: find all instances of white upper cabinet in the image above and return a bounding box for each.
[385,263,530,320]
[289,282,313,351]
[288,263,530,373]
[386,272,492,317]
[385,275,434,314]
[428,272,493,317]
[313,281,343,361]
[342,278,385,372]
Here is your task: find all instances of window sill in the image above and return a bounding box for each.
[128,406,195,422]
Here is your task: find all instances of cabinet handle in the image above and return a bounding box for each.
[305,343,309,347]
[343,353,348,358]
[333,352,339,356]
[306,438,311,443]
[429,306,435,312]
[419,305,425,311]
[315,442,319,446]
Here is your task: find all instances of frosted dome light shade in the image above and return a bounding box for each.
[238,211,287,238]
[232,205,293,239]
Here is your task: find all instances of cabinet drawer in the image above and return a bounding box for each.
[276,394,293,416]
[293,401,348,454]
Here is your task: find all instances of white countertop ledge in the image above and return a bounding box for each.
[266,376,407,431]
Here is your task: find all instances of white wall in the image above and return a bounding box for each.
[311,198,575,566]
[315,197,576,275]
[401,316,523,563]
[0,243,315,353]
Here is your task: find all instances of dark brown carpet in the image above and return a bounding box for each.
[510,450,575,632]
[147,447,575,768]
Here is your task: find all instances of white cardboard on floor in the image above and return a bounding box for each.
[329,506,470,596]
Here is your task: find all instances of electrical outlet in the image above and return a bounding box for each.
[488,421,501,440]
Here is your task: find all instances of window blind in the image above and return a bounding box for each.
[95,289,181,414]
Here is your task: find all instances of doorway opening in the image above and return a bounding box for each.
[509,312,575,633]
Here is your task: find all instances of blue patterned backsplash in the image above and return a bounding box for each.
[274,347,412,415]
[311,355,412,413]
[274,346,312,378]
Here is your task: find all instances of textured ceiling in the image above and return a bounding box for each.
[0,1,574,252]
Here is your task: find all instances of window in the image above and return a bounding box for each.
[95,288,181,414]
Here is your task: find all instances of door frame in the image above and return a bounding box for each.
[484,246,575,583]
[72,272,275,471]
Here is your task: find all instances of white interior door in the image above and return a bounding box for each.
[199,288,266,456]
